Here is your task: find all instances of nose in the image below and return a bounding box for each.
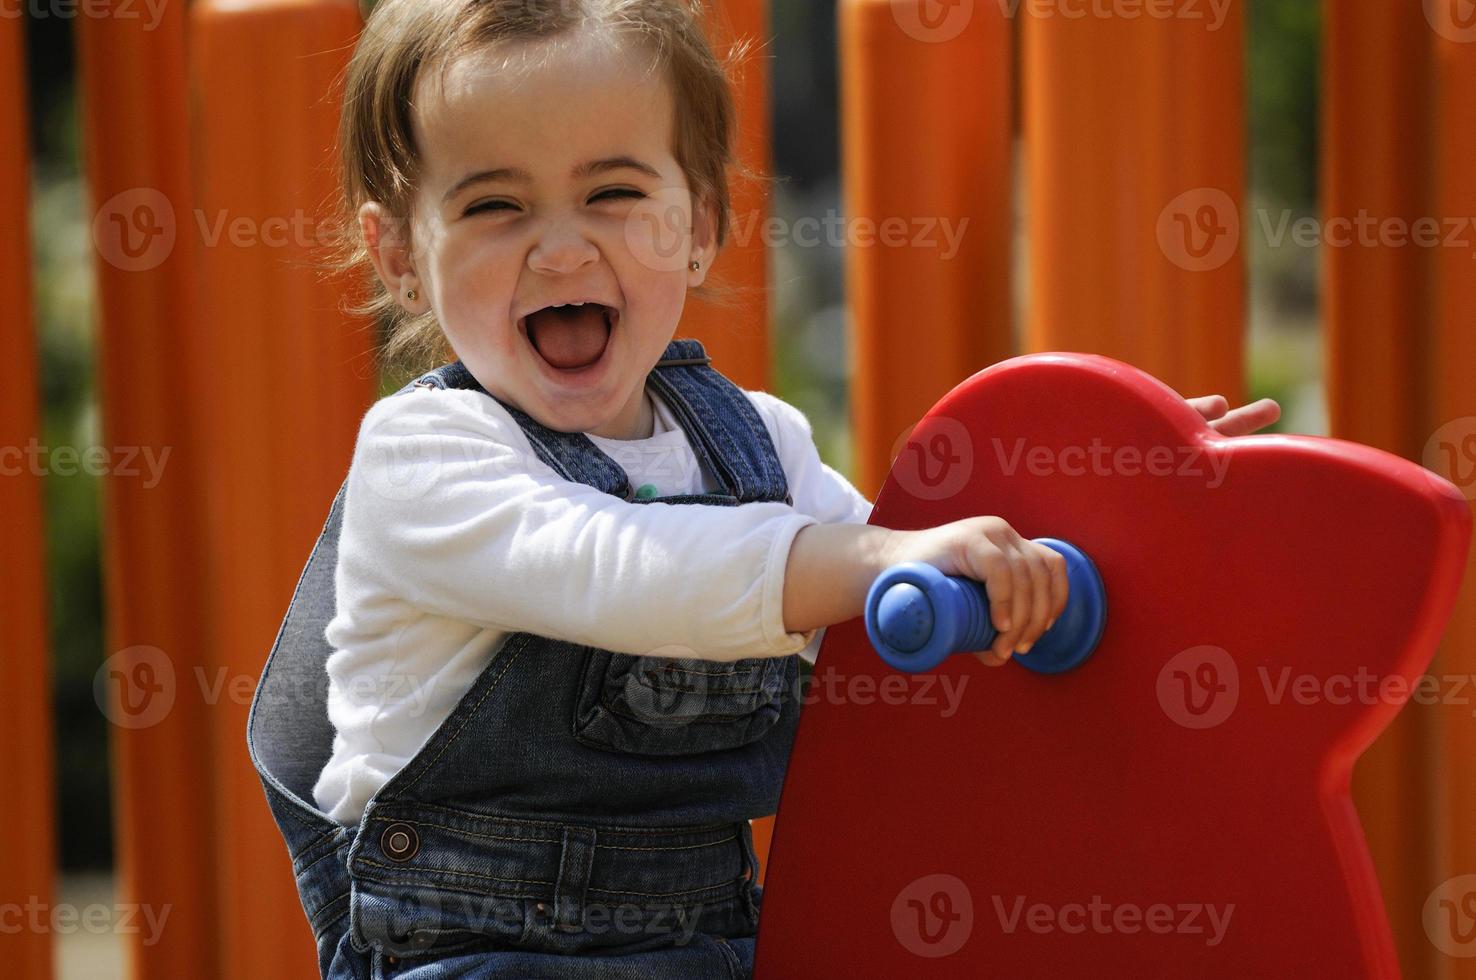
[527,217,599,276]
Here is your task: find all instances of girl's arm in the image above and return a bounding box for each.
[781,521,894,635]
[745,389,874,528]
[337,390,827,663]
[750,391,1063,661]
[743,389,883,637]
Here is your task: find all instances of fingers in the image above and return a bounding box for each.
[1186,394,1229,421]
[1013,543,1054,655]
[1208,398,1281,436]
[1047,547,1069,623]
[976,547,1016,660]
[983,542,1047,661]
[967,524,1073,667]
[1001,545,1032,659]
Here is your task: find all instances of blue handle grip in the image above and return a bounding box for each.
[864,537,1107,674]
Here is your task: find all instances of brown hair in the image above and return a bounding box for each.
[321,0,766,375]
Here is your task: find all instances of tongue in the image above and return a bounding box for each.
[528,304,610,370]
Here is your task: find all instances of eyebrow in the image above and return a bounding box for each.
[441,156,663,205]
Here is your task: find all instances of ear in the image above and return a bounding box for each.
[359,201,426,312]
[687,192,721,288]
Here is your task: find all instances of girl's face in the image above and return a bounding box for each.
[361,29,717,439]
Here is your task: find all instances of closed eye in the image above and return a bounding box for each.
[464,199,515,216]
[464,188,645,217]
[592,188,645,202]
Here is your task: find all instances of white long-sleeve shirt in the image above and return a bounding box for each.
[313,381,874,826]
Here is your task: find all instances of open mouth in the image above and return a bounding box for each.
[523,303,616,373]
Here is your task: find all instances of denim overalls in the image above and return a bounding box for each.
[247,338,801,979]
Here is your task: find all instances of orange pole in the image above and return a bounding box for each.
[0,19,57,980]
[685,0,773,390]
[1431,6,1476,979]
[1024,3,1245,402]
[75,3,220,977]
[841,0,1014,499]
[187,0,375,977]
[1322,6,1443,978]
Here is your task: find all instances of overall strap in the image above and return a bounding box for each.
[403,338,791,505]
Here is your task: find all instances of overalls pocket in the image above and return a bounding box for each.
[571,646,793,755]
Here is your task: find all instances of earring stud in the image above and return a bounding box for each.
[406,289,418,302]
[689,261,700,271]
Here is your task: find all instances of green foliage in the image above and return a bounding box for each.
[1248,0,1321,215]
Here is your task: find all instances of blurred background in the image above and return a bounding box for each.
[11,0,1464,976]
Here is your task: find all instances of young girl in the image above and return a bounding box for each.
[246,1,1278,976]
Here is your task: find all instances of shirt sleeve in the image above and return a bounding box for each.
[744,389,875,527]
[744,390,876,666]
[333,389,822,662]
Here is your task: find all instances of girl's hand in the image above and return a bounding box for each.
[1187,394,1281,436]
[880,517,1069,668]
